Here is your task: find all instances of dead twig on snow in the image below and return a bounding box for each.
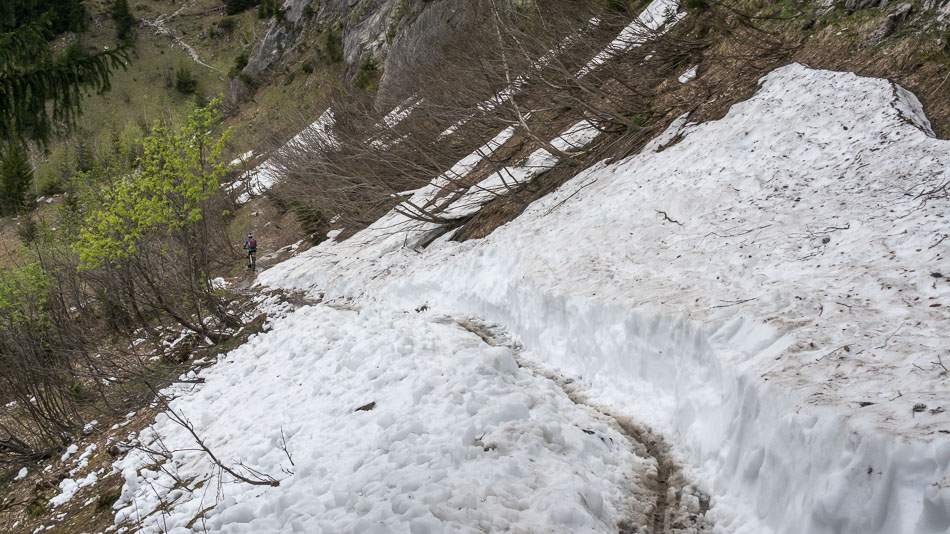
[875,323,904,350]
[656,210,683,226]
[710,297,758,308]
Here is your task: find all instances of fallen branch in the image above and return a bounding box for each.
[929,234,947,249]
[875,323,903,350]
[816,344,851,362]
[279,426,294,471]
[932,354,949,374]
[819,223,850,232]
[147,384,280,487]
[655,210,683,226]
[543,178,597,216]
[708,224,771,239]
[710,297,758,308]
[163,404,279,487]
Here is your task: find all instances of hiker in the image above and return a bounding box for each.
[244,233,257,271]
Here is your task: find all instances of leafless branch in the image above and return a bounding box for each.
[656,210,683,225]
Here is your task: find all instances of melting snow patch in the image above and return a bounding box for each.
[60,444,79,462]
[232,109,338,203]
[577,0,685,76]
[258,64,950,534]
[70,444,98,475]
[441,120,600,219]
[678,64,698,83]
[49,472,98,508]
[112,306,651,533]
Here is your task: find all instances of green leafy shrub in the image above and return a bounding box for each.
[217,17,237,35]
[0,263,50,330]
[26,496,47,518]
[16,216,39,243]
[324,30,344,63]
[74,102,231,268]
[258,0,279,18]
[65,378,90,403]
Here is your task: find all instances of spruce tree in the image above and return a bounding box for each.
[0,18,128,145]
[111,0,135,42]
[1,143,33,214]
[1,0,86,34]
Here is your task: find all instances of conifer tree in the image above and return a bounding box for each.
[0,18,128,145]
[0,0,86,34]
[1,143,33,214]
[111,0,135,42]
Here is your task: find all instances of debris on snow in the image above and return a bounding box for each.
[259,64,950,534]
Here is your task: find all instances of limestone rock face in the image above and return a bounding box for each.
[376,1,480,101]
[229,0,481,104]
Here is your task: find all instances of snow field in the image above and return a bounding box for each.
[112,305,657,533]
[440,120,601,220]
[576,0,684,77]
[259,64,950,533]
[228,109,337,203]
[263,115,602,296]
[384,66,950,533]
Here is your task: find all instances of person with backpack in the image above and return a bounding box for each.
[244,233,257,271]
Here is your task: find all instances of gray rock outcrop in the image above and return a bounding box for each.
[229,0,481,105]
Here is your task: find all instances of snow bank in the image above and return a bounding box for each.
[260,64,950,533]
[441,120,600,220]
[261,117,600,293]
[230,109,337,203]
[576,0,684,77]
[113,305,653,533]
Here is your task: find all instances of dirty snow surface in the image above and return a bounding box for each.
[113,64,950,534]
[113,307,658,533]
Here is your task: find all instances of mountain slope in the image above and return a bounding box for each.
[5,1,950,533]
[258,63,950,533]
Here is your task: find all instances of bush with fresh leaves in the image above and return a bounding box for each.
[74,103,231,268]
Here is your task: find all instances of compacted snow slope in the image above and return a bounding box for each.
[113,305,661,533]
[257,64,950,533]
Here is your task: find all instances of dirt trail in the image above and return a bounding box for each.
[457,318,710,534]
[141,0,222,73]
